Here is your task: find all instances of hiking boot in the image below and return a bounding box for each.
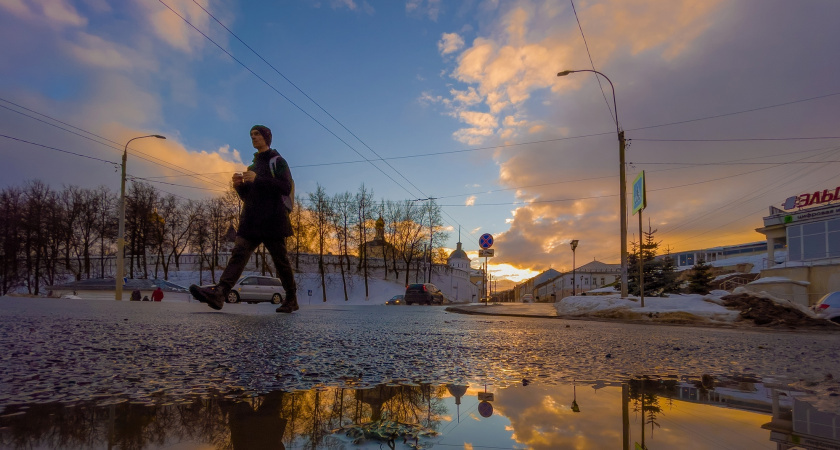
[275,291,299,313]
[189,284,225,310]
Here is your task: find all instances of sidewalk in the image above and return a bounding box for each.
[446,302,558,318]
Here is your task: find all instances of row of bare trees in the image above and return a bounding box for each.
[0,180,448,296]
[0,383,450,449]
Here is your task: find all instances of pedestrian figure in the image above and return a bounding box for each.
[130,289,141,302]
[189,125,298,313]
[151,286,164,302]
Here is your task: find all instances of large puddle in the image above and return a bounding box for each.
[1,376,836,449]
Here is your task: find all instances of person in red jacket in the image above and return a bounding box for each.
[151,287,164,302]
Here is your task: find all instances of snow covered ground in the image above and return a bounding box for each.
[152,270,425,305]
[554,292,742,322]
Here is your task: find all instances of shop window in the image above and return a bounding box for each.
[788,225,802,261]
[829,219,840,257]
[803,222,826,260]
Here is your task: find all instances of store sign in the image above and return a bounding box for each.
[783,185,840,210]
[786,206,839,224]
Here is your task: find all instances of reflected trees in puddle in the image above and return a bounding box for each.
[1,376,837,449]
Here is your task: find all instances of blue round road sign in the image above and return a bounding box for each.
[478,401,493,417]
[479,233,494,249]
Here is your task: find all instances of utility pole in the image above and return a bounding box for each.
[558,70,628,298]
[619,130,628,298]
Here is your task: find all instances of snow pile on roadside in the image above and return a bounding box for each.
[749,276,810,286]
[555,293,741,322]
[731,286,816,317]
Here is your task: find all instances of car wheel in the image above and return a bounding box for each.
[227,291,240,304]
[271,293,282,304]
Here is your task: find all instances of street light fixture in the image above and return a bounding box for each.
[557,69,628,298]
[570,239,579,296]
[115,134,166,300]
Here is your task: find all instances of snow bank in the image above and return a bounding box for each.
[731,286,817,317]
[555,293,741,322]
[749,276,810,286]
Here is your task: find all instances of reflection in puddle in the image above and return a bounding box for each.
[0,377,836,449]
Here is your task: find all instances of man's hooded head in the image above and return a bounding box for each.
[250,125,272,147]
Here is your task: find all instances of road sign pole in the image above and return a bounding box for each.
[639,210,644,308]
[484,256,488,305]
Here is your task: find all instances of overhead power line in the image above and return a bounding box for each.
[628,91,840,132]
[164,0,479,244]
[0,134,118,166]
[155,0,422,201]
[659,146,840,239]
[0,133,224,196]
[632,137,840,142]
[0,97,229,189]
[569,0,615,124]
[186,0,428,199]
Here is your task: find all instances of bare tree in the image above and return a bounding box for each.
[169,199,201,273]
[354,184,374,298]
[0,186,25,294]
[149,194,179,279]
[308,185,332,302]
[21,181,54,294]
[391,200,425,287]
[289,193,315,272]
[190,200,212,285]
[57,186,84,280]
[419,199,447,283]
[383,200,401,280]
[207,197,233,283]
[92,186,116,278]
[126,182,158,279]
[330,191,353,301]
[71,187,103,279]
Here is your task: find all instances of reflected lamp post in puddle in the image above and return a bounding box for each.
[570,239,579,296]
[571,382,581,413]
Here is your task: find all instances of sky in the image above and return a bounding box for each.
[2,0,840,284]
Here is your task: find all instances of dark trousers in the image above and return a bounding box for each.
[219,236,296,296]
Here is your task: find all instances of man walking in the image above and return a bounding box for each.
[189,125,298,313]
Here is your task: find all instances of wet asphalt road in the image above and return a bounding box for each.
[1,297,838,408]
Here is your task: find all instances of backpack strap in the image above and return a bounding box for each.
[270,155,295,212]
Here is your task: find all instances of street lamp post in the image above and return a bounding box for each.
[557,69,628,298]
[115,134,166,300]
[570,239,579,296]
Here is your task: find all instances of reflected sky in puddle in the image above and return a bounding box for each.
[1,377,836,449]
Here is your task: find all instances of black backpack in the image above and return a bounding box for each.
[269,155,294,212]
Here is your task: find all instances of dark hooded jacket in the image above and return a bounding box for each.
[235,148,293,239]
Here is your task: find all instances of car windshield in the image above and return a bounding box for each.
[818,292,840,306]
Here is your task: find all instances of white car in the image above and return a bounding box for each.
[812,291,840,323]
[521,294,534,303]
[227,275,286,304]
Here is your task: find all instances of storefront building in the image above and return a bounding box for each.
[755,184,840,304]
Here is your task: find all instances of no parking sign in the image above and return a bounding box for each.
[478,401,493,418]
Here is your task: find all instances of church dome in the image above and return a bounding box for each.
[448,242,470,263]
